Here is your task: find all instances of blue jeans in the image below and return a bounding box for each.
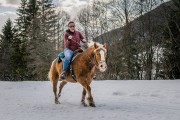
[62,48,74,71]
[57,52,65,62]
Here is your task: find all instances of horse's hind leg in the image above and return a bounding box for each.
[58,81,67,98]
[81,88,87,107]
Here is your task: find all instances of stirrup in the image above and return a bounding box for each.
[60,71,66,80]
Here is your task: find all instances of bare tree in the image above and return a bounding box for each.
[56,10,70,51]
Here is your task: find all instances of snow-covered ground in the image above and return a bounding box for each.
[0,80,180,120]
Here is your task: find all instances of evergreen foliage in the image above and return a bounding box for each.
[0,19,14,80]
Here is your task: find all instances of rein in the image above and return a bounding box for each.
[69,39,100,67]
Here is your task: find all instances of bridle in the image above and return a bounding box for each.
[66,38,106,67]
[92,48,107,67]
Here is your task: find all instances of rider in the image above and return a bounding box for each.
[59,21,87,80]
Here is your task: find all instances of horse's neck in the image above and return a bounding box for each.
[83,47,96,69]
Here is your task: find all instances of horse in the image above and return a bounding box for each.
[48,42,107,107]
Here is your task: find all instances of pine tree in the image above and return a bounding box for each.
[25,0,57,79]
[0,18,14,80]
[15,0,40,79]
[10,33,29,80]
[15,0,30,40]
[35,0,58,79]
[39,0,58,42]
[15,0,34,80]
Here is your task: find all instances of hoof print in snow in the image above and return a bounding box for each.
[113,92,124,96]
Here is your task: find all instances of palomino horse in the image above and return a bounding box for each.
[48,42,107,107]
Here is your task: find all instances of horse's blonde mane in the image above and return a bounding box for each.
[87,41,107,52]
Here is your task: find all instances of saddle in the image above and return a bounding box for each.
[71,48,84,61]
[57,48,84,81]
[57,48,83,63]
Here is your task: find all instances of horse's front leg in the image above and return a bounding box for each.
[86,85,96,107]
[81,88,87,107]
[79,79,96,107]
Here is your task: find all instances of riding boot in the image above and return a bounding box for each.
[61,71,66,80]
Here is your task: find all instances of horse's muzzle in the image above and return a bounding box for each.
[98,61,107,72]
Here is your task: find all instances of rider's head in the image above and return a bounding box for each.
[68,21,75,32]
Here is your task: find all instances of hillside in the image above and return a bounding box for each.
[94,1,180,80]
[95,1,173,45]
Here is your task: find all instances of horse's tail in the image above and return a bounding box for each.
[48,59,58,83]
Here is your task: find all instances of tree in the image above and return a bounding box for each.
[0,18,14,80]
[107,0,138,79]
[56,10,70,51]
[10,32,29,80]
[26,0,58,79]
[0,18,29,80]
[15,0,30,40]
[13,0,70,80]
[163,0,180,79]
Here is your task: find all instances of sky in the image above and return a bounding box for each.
[0,0,92,32]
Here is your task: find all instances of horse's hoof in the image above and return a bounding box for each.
[89,103,96,107]
[55,101,60,104]
[82,102,88,107]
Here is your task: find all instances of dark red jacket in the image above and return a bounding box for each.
[64,30,85,51]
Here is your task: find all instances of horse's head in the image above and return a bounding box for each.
[93,42,107,72]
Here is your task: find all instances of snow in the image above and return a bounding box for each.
[0,80,180,120]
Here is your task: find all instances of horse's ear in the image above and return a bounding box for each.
[94,42,99,49]
[103,43,106,48]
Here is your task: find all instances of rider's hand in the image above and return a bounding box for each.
[82,39,87,43]
[68,35,72,41]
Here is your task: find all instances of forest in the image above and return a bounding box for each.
[0,0,179,80]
